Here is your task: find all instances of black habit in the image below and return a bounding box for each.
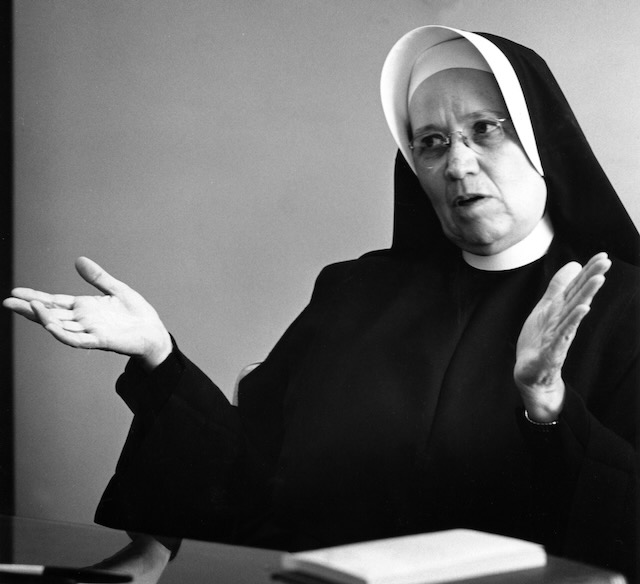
[95,30,640,579]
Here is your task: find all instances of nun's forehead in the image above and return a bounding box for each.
[408,68,507,130]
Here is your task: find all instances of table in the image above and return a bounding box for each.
[2,515,279,583]
[0,515,628,583]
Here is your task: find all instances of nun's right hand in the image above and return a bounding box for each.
[89,535,171,584]
[3,257,172,371]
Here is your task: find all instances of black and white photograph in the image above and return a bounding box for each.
[3,1,639,583]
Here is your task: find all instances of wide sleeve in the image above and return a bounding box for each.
[94,341,243,543]
[518,263,640,578]
[94,260,358,544]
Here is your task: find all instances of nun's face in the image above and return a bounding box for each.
[408,68,547,256]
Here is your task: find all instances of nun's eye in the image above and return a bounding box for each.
[409,132,449,156]
[470,119,505,145]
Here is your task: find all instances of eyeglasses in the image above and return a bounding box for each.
[408,118,508,164]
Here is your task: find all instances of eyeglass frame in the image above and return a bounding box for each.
[407,117,509,165]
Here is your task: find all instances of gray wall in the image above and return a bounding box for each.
[13,0,640,525]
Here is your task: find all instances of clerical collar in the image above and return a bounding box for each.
[462,214,554,271]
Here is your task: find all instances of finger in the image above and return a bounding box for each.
[542,261,582,300]
[8,288,75,309]
[545,253,610,304]
[564,253,610,294]
[563,253,611,302]
[75,257,128,296]
[560,267,608,320]
[59,320,85,332]
[554,274,606,333]
[28,302,87,334]
[44,323,100,350]
[44,307,77,321]
[2,297,39,322]
[51,293,76,308]
[31,300,58,327]
[568,273,607,309]
[8,287,46,301]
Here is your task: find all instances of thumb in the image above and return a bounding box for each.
[75,257,127,295]
[543,261,582,300]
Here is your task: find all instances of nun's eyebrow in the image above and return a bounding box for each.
[411,109,508,136]
[410,122,440,137]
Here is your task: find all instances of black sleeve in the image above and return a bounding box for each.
[94,340,243,544]
[518,352,639,578]
[93,261,356,544]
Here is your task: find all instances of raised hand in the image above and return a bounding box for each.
[3,257,172,370]
[514,252,611,422]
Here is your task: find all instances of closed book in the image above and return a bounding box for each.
[279,529,547,584]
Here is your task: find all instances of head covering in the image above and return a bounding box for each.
[381,25,640,266]
[407,38,492,105]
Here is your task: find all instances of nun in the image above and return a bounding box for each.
[5,25,639,581]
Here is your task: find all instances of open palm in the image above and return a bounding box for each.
[514,252,611,417]
[3,257,171,368]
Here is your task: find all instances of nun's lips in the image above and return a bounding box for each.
[452,194,489,208]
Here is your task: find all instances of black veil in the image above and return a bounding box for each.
[390,32,640,267]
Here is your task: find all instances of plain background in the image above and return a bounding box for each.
[12,0,640,526]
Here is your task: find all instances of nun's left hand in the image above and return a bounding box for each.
[514,252,611,422]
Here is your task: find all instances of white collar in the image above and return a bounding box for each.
[462,214,554,271]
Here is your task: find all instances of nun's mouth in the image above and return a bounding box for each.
[453,194,486,207]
